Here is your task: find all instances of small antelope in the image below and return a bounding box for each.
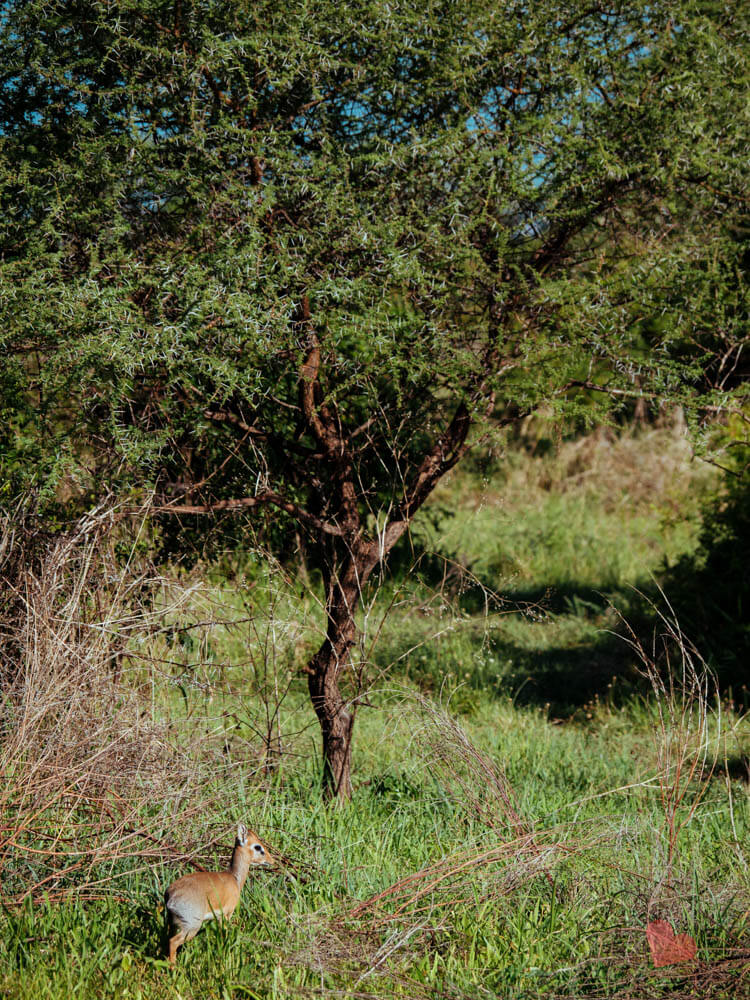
[164,824,276,965]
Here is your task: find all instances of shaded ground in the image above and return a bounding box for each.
[373,426,750,715]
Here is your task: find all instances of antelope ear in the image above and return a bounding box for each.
[237,823,248,846]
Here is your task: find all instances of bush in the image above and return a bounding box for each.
[666,461,750,693]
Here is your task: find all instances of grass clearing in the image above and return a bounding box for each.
[2,692,747,999]
[1,427,748,998]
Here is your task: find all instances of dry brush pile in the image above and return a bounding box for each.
[0,503,282,905]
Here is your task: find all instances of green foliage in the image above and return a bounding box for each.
[665,442,750,684]
[0,0,747,529]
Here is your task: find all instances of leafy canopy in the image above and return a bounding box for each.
[0,0,746,530]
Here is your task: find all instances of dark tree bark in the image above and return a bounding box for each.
[306,555,361,801]
[305,537,394,800]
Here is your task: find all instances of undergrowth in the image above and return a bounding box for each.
[1,427,748,999]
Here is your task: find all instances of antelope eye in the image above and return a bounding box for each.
[253,844,264,854]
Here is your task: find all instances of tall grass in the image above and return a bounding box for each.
[0,505,317,908]
[0,506,211,904]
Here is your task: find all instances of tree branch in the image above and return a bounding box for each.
[203,409,268,438]
[149,491,345,536]
[297,294,347,458]
[373,398,477,558]
[564,380,748,420]
[203,405,324,461]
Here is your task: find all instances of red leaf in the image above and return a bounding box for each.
[646,920,697,967]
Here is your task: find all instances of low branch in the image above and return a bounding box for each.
[203,409,268,439]
[565,380,748,420]
[203,405,324,462]
[373,398,478,560]
[348,415,378,442]
[148,491,345,536]
[364,385,509,571]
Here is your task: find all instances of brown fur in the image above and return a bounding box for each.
[164,825,275,964]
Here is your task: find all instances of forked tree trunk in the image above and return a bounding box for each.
[294,316,477,803]
[162,319,477,803]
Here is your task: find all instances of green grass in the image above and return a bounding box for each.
[1,427,748,999]
[2,697,747,999]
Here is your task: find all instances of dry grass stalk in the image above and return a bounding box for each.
[616,595,722,882]
[316,698,601,984]
[348,829,580,926]
[0,502,263,904]
[411,695,530,837]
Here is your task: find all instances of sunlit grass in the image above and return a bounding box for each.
[1,427,747,999]
[2,692,747,998]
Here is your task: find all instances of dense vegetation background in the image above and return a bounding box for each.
[0,0,748,996]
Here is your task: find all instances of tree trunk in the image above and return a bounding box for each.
[295,321,477,803]
[307,642,354,801]
[306,554,364,802]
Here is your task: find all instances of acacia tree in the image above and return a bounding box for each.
[1,0,746,799]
